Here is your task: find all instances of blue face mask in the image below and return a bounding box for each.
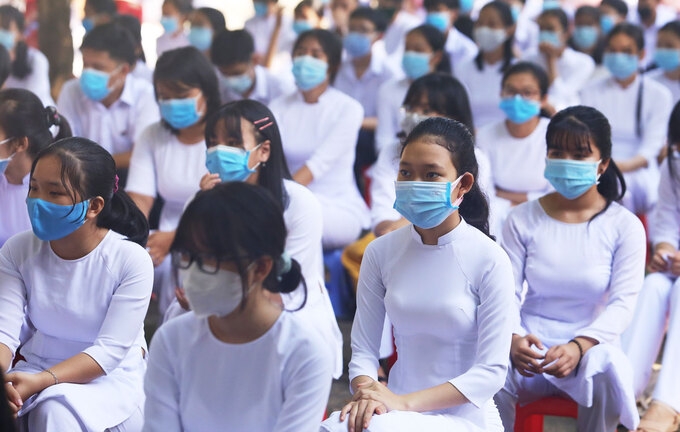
[394,178,464,229]
[603,52,639,80]
[600,15,615,34]
[344,32,373,58]
[0,137,13,175]
[542,0,561,10]
[499,95,541,124]
[79,68,114,102]
[159,96,203,130]
[511,5,521,23]
[293,20,313,35]
[572,26,599,50]
[460,0,474,14]
[188,27,213,51]
[0,30,15,51]
[161,16,179,34]
[222,72,254,95]
[544,158,601,200]
[654,48,680,72]
[292,55,328,91]
[539,30,562,48]
[402,51,431,80]
[205,144,260,182]
[26,197,90,241]
[254,2,269,17]
[82,17,95,33]
[425,12,450,33]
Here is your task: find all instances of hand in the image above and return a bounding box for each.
[538,42,562,60]
[340,382,389,432]
[199,173,221,191]
[648,244,675,273]
[668,252,680,276]
[510,334,545,377]
[4,382,22,418]
[147,231,175,267]
[373,218,409,237]
[540,342,581,378]
[5,371,52,402]
[352,379,407,412]
[175,287,190,311]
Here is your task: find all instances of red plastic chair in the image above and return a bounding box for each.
[514,396,578,432]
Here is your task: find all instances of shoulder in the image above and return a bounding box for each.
[600,202,645,235]
[564,47,595,65]
[129,75,156,98]
[581,75,612,94]
[277,313,332,364]
[642,75,673,103]
[1,230,42,262]
[27,47,48,67]
[137,122,169,146]
[365,225,411,258]
[269,91,299,111]
[505,200,543,234]
[151,312,202,352]
[284,179,321,211]
[58,78,83,99]
[324,87,361,108]
[477,120,507,141]
[101,231,153,271]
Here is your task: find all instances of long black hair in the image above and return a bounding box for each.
[666,100,680,183]
[0,5,31,79]
[407,24,451,75]
[293,29,343,83]
[546,105,626,220]
[205,100,292,209]
[474,1,515,73]
[172,182,305,309]
[30,138,149,246]
[401,117,492,238]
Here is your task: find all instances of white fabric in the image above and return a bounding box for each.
[580,75,673,214]
[649,158,680,247]
[446,28,479,73]
[244,14,297,80]
[270,88,369,249]
[524,47,595,110]
[375,77,410,153]
[383,11,422,57]
[336,221,514,430]
[0,230,153,431]
[5,47,54,106]
[499,199,646,430]
[0,173,30,247]
[156,31,189,58]
[454,59,508,129]
[514,12,540,56]
[648,69,680,107]
[143,312,333,432]
[132,60,154,83]
[220,64,293,106]
[57,74,159,156]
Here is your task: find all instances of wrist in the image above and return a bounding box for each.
[41,369,58,388]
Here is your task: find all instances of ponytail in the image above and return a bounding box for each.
[459,182,493,239]
[266,257,308,312]
[45,106,73,142]
[97,189,150,247]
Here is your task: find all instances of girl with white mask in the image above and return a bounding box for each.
[143,182,333,432]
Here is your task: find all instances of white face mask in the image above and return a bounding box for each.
[400,111,432,136]
[181,262,248,318]
[474,26,508,52]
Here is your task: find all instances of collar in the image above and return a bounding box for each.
[408,217,468,246]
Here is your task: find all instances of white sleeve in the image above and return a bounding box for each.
[370,143,401,229]
[28,50,54,106]
[500,209,530,337]
[282,186,323,279]
[143,326,182,432]
[125,125,158,198]
[56,81,82,137]
[82,246,153,373]
[133,86,161,144]
[548,53,594,108]
[0,238,28,356]
[651,160,680,248]
[639,81,672,166]
[375,81,398,153]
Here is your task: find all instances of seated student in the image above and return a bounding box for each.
[0,138,153,432]
[599,0,627,35]
[524,8,595,111]
[246,0,298,75]
[211,29,292,106]
[0,89,71,248]
[633,0,675,68]
[114,14,153,83]
[270,29,369,250]
[580,23,673,215]
[187,7,225,56]
[569,6,606,67]
[423,0,478,72]
[0,45,9,87]
[293,0,323,36]
[0,5,54,106]
[499,0,539,56]
[143,182,333,432]
[156,0,191,57]
[82,0,117,33]
[321,117,514,432]
[57,22,159,176]
[648,21,680,105]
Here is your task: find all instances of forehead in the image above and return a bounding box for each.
[296,35,323,51]
[607,32,637,48]
[401,136,455,167]
[32,155,63,181]
[503,71,540,88]
[81,48,116,64]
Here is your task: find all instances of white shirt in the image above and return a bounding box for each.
[524,47,595,110]
[156,31,189,58]
[334,51,397,118]
[349,221,514,428]
[514,14,540,57]
[651,158,680,248]
[375,77,410,153]
[446,27,479,72]
[0,174,30,247]
[132,59,154,83]
[5,47,54,106]
[126,122,206,232]
[632,5,676,67]
[383,11,422,57]
[580,75,673,166]
[244,14,297,76]
[648,69,680,107]
[143,312,333,432]
[220,64,292,106]
[57,74,159,156]
[455,59,508,129]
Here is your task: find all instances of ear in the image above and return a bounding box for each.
[86,196,106,220]
[13,137,29,154]
[120,63,131,76]
[257,140,271,164]
[449,9,458,23]
[430,50,444,69]
[250,256,274,285]
[598,158,610,176]
[456,172,475,197]
[638,48,646,61]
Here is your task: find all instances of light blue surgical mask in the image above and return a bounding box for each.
[402,51,431,80]
[539,30,562,48]
[205,144,261,182]
[460,0,474,14]
[425,12,450,33]
[572,26,599,50]
[26,197,90,241]
[0,30,15,51]
[159,95,203,130]
[293,20,313,35]
[600,15,615,34]
[511,5,521,23]
[0,137,14,175]
[160,16,179,34]
[344,32,373,58]
[654,48,680,72]
[79,68,114,102]
[603,52,639,80]
[222,72,254,95]
[188,26,213,51]
[542,0,561,10]
[82,17,95,33]
[544,158,601,199]
[292,55,328,91]
[254,2,269,18]
[499,95,541,124]
[393,177,464,229]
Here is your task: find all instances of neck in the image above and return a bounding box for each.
[4,155,30,185]
[664,68,680,81]
[482,47,504,65]
[301,81,329,103]
[506,116,540,138]
[177,122,206,144]
[208,288,282,344]
[49,222,108,260]
[642,12,656,28]
[352,53,372,78]
[615,73,638,89]
[414,212,461,245]
[101,79,125,108]
[541,188,606,223]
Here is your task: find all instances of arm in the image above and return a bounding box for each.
[292,165,313,186]
[56,81,82,137]
[0,241,28,371]
[113,151,132,170]
[125,125,158,219]
[127,192,154,219]
[142,328,182,432]
[634,82,672,170]
[361,117,378,132]
[374,81,398,154]
[263,6,284,69]
[650,159,680,250]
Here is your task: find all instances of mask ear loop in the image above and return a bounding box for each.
[450,174,466,207]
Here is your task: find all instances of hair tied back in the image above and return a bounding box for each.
[45,106,61,127]
[277,251,292,281]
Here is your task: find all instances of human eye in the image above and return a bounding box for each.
[398,169,410,177]
[425,171,441,179]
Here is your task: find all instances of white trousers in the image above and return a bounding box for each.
[622,272,680,412]
[19,399,144,432]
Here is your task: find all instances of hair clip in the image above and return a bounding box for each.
[276,251,292,281]
[253,117,273,131]
[113,174,120,193]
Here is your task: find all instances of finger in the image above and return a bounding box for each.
[517,368,535,378]
[339,402,354,421]
[518,347,544,360]
[362,402,377,430]
[526,334,544,350]
[5,383,22,407]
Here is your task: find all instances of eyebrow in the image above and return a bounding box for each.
[30,178,65,187]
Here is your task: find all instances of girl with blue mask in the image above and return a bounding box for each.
[0,137,153,431]
[321,117,515,432]
[187,7,225,54]
[157,0,192,57]
[126,46,221,318]
[495,105,644,432]
[569,6,605,66]
[649,21,680,105]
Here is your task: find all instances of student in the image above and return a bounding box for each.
[495,105,645,432]
[114,14,153,83]
[293,0,323,35]
[455,0,517,128]
[0,89,71,247]
[598,0,627,35]
[623,101,680,432]
[188,7,225,55]
[580,23,673,215]
[0,5,54,106]
[569,6,605,67]
[245,0,298,75]
[57,22,159,175]
[156,0,192,57]
[330,0,360,37]
[375,24,450,154]
[82,0,117,33]
[499,0,538,56]
[633,0,675,68]
[270,29,369,249]
[423,0,478,72]
[126,46,220,316]
[648,20,680,105]
[0,137,153,431]
[524,8,595,110]
[211,29,292,106]
[321,117,514,432]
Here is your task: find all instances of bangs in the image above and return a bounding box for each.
[546,116,594,155]
[206,107,244,147]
